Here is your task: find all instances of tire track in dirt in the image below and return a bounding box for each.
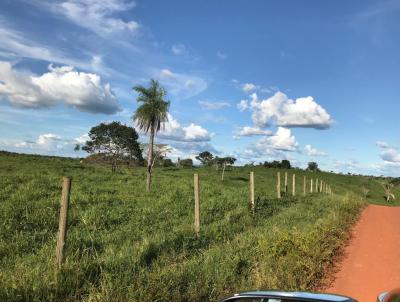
[325,205,400,302]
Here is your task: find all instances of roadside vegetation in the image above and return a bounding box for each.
[1,151,399,301]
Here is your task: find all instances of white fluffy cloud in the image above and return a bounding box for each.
[2,132,86,154]
[237,100,249,112]
[381,149,400,163]
[304,144,327,156]
[239,91,333,129]
[258,127,298,151]
[156,114,211,142]
[240,127,298,161]
[376,140,400,164]
[0,61,120,114]
[199,100,231,110]
[55,0,139,37]
[242,83,257,93]
[36,133,63,148]
[156,68,207,100]
[235,126,273,137]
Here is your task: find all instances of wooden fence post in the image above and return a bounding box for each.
[277,172,281,199]
[56,177,71,268]
[320,180,323,193]
[292,174,296,196]
[284,172,288,195]
[250,172,255,210]
[315,178,318,192]
[303,176,306,196]
[310,178,313,193]
[194,174,200,234]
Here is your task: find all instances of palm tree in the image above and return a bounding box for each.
[133,79,170,191]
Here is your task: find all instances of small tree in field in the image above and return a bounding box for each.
[381,182,396,202]
[133,79,170,191]
[82,122,143,172]
[141,143,171,169]
[281,159,291,169]
[195,151,214,166]
[178,158,193,168]
[307,161,320,172]
[215,156,236,181]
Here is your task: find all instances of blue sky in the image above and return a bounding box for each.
[0,0,400,176]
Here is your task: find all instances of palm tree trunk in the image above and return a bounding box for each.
[146,126,155,191]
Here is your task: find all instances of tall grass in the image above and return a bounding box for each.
[0,151,391,301]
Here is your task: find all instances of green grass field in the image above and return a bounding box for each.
[0,151,398,302]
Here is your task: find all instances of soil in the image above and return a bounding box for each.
[325,205,400,302]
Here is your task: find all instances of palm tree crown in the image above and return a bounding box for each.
[133,79,170,133]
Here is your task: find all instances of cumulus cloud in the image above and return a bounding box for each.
[2,132,87,154]
[239,127,298,161]
[36,133,63,148]
[376,140,389,149]
[380,149,400,163]
[376,140,400,164]
[0,61,120,114]
[232,80,277,95]
[242,83,257,93]
[155,68,207,100]
[55,0,139,37]
[151,114,212,142]
[234,126,273,137]
[259,127,298,151]
[239,91,333,129]
[171,44,186,55]
[304,144,327,156]
[199,100,231,110]
[237,100,249,112]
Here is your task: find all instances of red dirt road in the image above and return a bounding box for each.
[326,205,400,302]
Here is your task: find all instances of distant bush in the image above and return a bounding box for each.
[178,158,193,168]
[162,158,175,167]
[263,159,292,169]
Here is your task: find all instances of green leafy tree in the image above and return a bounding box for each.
[263,160,292,169]
[133,79,170,191]
[162,158,175,167]
[281,159,291,169]
[215,156,236,180]
[195,151,214,166]
[82,122,143,172]
[141,143,172,168]
[178,158,193,168]
[307,161,320,172]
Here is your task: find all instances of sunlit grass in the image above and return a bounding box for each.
[0,151,397,301]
